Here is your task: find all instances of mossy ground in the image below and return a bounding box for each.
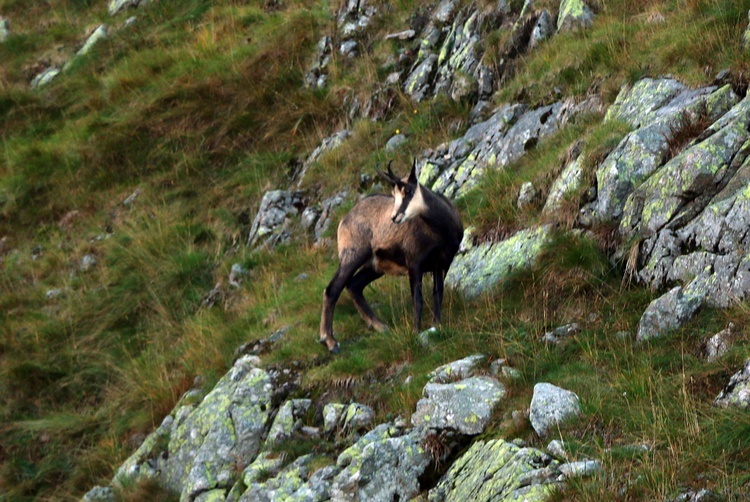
[1,0,750,499]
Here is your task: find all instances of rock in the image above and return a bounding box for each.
[113,414,174,487]
[412,376,506,435]
[324,403,347,434]
[428,354,486,383]
[592,81,737,222]
[385,133,407,152]
[428,439,560,502]
[239,454,330,501]
[246,190,304,248]
[31,67,61,88]
[0,17,9,42]
[543,157,585,214]
[82,485,115,502]
[542,322,581,344]
[265,399,311,446]
[636,279,707,341]
[304,36,332,89]
[340,40,358,58]
[419,326,440,346]
[81,254,97,272]
[547,439,568,459]
[330,423,430,501]
[385,29,416,40]
[46,289,63,300]
[714,359,750,409]
[447,226,552,298]
[557,0,595,32]
[529,383,582,438]
[301,206,320,230]
[341,403,375,433]
[671,488,722,502]
[404,54,438,102]
[530,10,554,48]
[706,323,734,362]
[423,97,599,198]
[296,129,350,187]
[228,263,247,288]
[313,192,348,243]
[517,182,537,209]
[75,25,108,58]
[108,0,149,16]
[160,355,274,499]
[122,188,141,206]
[558,459,601,479]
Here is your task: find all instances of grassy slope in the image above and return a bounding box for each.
[1,0,749,499]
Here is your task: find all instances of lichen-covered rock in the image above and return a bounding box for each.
[530,10,554,48]
[239,454,332,502]
[114,414,173,486]
[330,423,430,501]
[404,54,438,102]
[636,277,707,341]
[162,355,274,500]
[714,359,750,409]
[543,157,584,214]
[706,323,734,362]
[341,403,375,433]
[428,354,486,384]
[82,485,115,502]
[247,190,304,248]
[592,81,737,223]
[265,399,311,446]
[412,376,506,434]
[557,0,595,32]
[529,383,582,438]
[425,97,600,198]
[447,226,551,298]
[324,403,347,434]
[428,439,559,502]
[517,181,537,209]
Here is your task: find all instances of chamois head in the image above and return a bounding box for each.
[375,159,426,224]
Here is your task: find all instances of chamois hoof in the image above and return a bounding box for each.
[319,337,341,354]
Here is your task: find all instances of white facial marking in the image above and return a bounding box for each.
[392,189,404,222]
[402,184,427,222]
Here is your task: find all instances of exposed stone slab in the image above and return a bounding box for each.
[247,190,305,248]
[636,278,707,341]
[428,354,486,384]
[428,439,559,502]
[412,376,506,435]
[557,0,595,32]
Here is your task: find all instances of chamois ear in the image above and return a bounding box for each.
[408,159,418,184]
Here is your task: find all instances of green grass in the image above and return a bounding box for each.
[1,0,750,499]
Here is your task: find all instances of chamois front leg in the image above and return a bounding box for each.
[432,268,445,327]
[408,267,424,333]
[320,250,369,353]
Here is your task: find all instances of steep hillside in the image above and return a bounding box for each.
[1,0,750,500]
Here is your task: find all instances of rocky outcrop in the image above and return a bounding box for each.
[30,66,61,88]
[108,0,151,16]
[428,439,560,502]
[636,278,707,341]
[246,190,305,249]
[420,97,601,198]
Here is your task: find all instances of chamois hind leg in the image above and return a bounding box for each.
[432,269,445,327]
[320,250,369,353]
[346,265,387,333]
[408,267,424,333]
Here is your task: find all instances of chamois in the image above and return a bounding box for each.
[319,160,463,353]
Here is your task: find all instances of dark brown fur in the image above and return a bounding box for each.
[319,162,463,353]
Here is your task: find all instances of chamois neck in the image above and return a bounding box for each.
[416,185,461,233]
